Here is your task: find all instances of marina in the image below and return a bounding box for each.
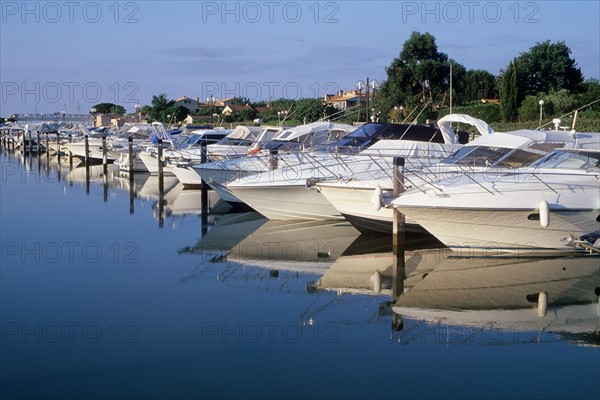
[3,2,600,396]
[1,125,598,398]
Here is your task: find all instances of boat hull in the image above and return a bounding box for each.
[63,141,118,162]
[395,207,599,254]
[167,164,204,187]
[227,184,343,220]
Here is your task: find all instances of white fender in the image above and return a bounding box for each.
[371,184,382,211]
[372,270,382,294]
[537,291,548,317]
[539,200,550,227]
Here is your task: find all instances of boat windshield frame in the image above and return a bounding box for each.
[310,123,443,154]
[531,149,600,171]
[441,145,544,168]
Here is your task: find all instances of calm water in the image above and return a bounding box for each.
[1,148,599,399]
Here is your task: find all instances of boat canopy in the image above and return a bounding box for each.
[360,140,461,159]
[313,122,447,153]
[225,125,263,140]
[272,121,355,142]
[440,129,588,168]
[466,129,578,150]
[437,114,494,144]
[182,129,230,146]
[25,122,60,134]
[571,132,600,150]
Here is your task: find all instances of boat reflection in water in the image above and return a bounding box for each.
[311,233,443,296]
[390,253,600,346]
[308,231,599,346]
[155,183,226,217]
[134,174,179,201]
[178,209,599,346]
[179,212,361,275]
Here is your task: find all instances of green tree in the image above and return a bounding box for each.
[500,59,519,122]
[575,79,600,112]
[257,108,278,123]
[166,105,190,122]
[519,89,576,122]
[91,102,125,115]
[195,106,211,116]
[258,99,295,124]
[149,94,171,121]
[292,98,336,123]
[238,108,258,121]
[252,100,268,107]
[148,93,189,122]
[230,97,252,106]
[515,40,583,96]
[462,69,497,103]
[518,93,551,122]
[438,103,501,123]
[376,32,465,121]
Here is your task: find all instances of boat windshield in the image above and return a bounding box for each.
[180,134,200,147]
[261,140,301,151]
[533,150,600,171]
[441,145,543,168]
[214,137,255,146]
[443,146,513,166]
[181,132,227,147]
[312,123,443,153]
[494,149,545,167]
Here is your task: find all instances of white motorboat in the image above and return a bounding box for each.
[64,123,168,165]
[316,125,590,234]
[391,146,600,253]
[0,123,25,148]
[222,120,471,220]
[62,125,119,162]
[63,138,118,162]
[178,122,354,188]
[206,125,268,159]
[14,123,61,152]
[114,122,189,173]
[190,122,355,189]
[137,126,231,175]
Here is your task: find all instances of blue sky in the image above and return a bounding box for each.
[1,0,599,115]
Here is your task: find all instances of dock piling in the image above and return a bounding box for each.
[200,141,208,232]
[84,135,90,194]
[45,134,49,161]
[269,149,278,170]
[128,137,134,178]
[56,135,61,163]
[84,134,90,169]
[157,139,164,227]
[157,139,164,192]
[68,134,73,167]
[392,156,406,299]
[102,135,108,170]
